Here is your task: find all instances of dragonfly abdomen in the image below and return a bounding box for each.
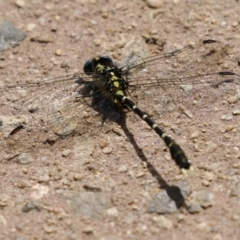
[117,93,191,170]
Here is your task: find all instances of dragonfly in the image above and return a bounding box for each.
[0,39,239,171]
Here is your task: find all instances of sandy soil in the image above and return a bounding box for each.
[0,0,240,239]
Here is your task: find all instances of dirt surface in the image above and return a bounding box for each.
[0,0,240,239]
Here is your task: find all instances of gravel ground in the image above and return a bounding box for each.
[0,0,240,239]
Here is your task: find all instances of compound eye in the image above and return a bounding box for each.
[83,59,94,75]
[98,56,113,66]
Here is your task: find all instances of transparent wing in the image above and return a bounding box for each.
[122,39,239,116]
[123,39,236,88]
[0,72,119,157]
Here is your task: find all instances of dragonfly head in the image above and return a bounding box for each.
[83,56,114,75]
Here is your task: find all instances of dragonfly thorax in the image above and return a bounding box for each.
[84,56,129,94]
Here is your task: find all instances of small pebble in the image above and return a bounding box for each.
[98,139,108,148]
[43,225,57,233]
[82,226,94,234]
[33,34,54,43]
[191,190,214,209]
[22,200,42,213]
[102,147,112,154]
[152,216,173,229]
[203,171,214,182]
[221,114,233,121]
[177,214,185,222]
[0,194,10,207]
[0,63,5,69]
[17,180,28,188]
[118,165,128,173]
[15,0,25,7]
[231,214,240,220]
[55,49,62,56]
[83,185,102,192]
[196,222,208,231]
[232,22,239,27]
[190,130,200,139]
[38,173,50,183]
[202,180,210,187]
[93,38,101,46]
[28,104,38,113]
[62,149,71,157]
[61,61,70,69]
[21,168,28,174]
[213,234,223,240]
[30,184,49,199]
[17,153,34,164]
[188,202,202,213]
[225,125,234,132]
[107,207,118,217]
[228,95,239,104]
[136,171,145,178]
[50,22,58,32]
[73,173,84,181]
[233,109,240,115]
[145,0,163,8]
[206,141,218,153]
[26,23,36,31]
[229,181,240,197]
[101,12,109,19]
[44,3,53,10]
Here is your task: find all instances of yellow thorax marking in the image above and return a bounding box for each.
[96,63,105,72]
[113,81,120,88]
[110,72,120,88]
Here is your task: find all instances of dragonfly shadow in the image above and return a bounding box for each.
[116,113,188,210]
